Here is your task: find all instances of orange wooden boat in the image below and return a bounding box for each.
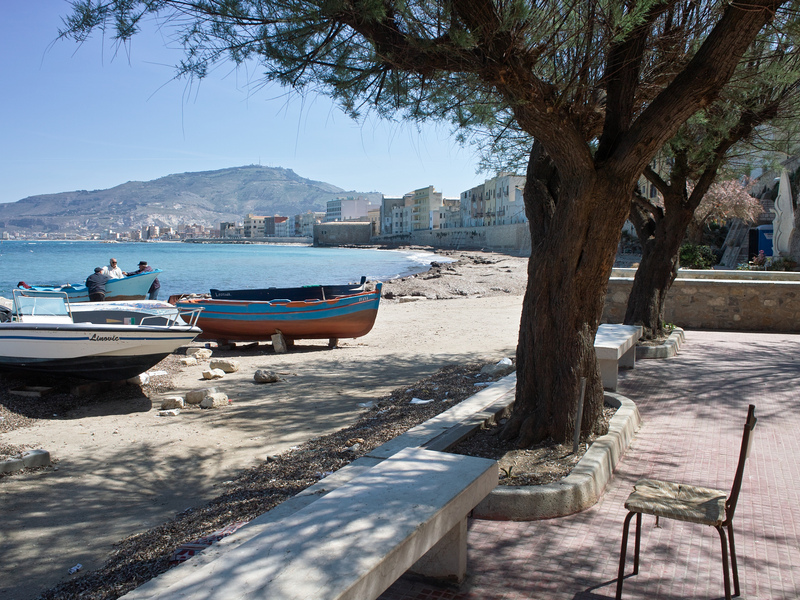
[175,284,381,344]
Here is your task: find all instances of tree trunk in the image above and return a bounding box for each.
[504,145,632,446]
[686,219,705,245]
[625,192,694,338]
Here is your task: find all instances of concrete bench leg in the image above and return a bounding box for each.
[619,345,636,369]
[409,518,468,583]
[598,359,618,391]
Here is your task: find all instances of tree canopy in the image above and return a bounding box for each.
[62,0,794,445]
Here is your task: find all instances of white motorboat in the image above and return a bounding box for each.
[0,291,202,381]
[70,299,190,327]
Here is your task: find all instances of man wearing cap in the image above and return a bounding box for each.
[124,261,161,300]
[86,267,110,302]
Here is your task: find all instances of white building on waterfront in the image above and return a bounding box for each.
[325,196,374,222]
[411,186,444,230]
[461,172,526,227]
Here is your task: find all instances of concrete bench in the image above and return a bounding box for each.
[123,447,498,600]
[594,324,643,391]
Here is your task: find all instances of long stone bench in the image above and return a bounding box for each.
[595,324,643,391]
[122,447,497,600]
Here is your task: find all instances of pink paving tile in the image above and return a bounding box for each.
[380,331,800,600]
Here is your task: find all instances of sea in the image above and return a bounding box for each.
[0,241,443,300]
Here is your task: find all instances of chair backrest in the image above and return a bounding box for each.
[726,404,757,522]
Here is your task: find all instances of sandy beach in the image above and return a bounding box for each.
[0,249,528,600]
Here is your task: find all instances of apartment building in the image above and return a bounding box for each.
[461,184,486,227]
[411,186,444,230]
[294,211,325,237]
[461,173,526,227]
[487,172,527,225]
[380,193,414,234]
[243,214,267,237]
[438,198,463,229]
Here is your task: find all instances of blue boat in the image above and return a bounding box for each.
[23,270,163,303]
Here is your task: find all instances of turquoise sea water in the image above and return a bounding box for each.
[0,241,440,300]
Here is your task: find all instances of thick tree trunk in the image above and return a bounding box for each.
[505,145,632,446]
[624,193,694,338]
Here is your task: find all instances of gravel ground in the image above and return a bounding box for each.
[30,361,516,600]
[0,355,184,468]
[4,355,611,600]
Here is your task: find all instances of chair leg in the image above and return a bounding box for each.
[727,522,740,596]
[716,525,732,600]
[616,511,638,599]
[633,512,641,574]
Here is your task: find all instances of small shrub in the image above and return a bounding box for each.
[750,249,767,267]
[679,243,717,269]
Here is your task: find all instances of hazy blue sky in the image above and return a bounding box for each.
[0,2,489,204]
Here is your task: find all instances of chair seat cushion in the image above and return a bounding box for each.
[624,478,727,526]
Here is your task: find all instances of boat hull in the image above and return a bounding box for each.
[0,323,200,380]
[27,270,162,302]
[209,276,367,301]
[177,285,381,342]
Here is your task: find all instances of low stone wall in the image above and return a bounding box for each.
[611,267,800,281]
[373,223,531,255]
[604,271,800,332]
[314,222,372,245]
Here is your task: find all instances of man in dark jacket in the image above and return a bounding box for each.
[86,267,110,302]
[125,261,161,300]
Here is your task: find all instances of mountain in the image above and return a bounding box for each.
[0,165,381,236]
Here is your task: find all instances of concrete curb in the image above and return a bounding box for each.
[471,392,641,521]
[0,449,51,474]
[636,327,685,359]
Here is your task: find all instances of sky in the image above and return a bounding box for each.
[0,2,488,205]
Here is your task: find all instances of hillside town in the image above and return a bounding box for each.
[0,172,527,243]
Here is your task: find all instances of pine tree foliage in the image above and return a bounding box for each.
[61,0,796,444]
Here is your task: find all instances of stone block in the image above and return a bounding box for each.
[160,396,185,410]
[158,409,182,417]
[202,369,226,380]
[186,348,213,359]
[200,393,229,409]
[127,372,150,386]
[209,359,240,373]
[271,331,288,354]
[254,369,280,383]
[180,357,198,366]
[185,388,217,405]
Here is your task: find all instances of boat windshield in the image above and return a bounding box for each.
[12,290,71,318]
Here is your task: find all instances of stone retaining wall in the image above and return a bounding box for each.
[373,222,531,255]
[604,273,800,332]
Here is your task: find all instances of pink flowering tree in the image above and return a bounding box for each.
[687,179,763,245]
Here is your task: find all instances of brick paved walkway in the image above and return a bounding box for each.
[380,331,800,600]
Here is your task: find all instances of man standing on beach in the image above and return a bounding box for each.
[86,267,110,302]
[125,261,160,300]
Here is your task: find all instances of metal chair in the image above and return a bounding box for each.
[616,404,757,600]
